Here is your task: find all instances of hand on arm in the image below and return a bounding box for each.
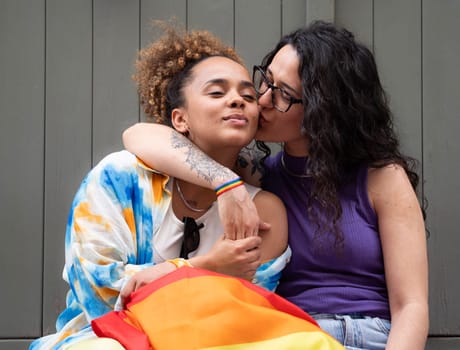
[368,165,429,350]
[189,235,262,280]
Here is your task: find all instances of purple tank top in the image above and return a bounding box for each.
[262,152,390,320]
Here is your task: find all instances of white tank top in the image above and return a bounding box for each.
[153,179,261,264]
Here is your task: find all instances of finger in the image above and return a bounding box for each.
[236,222,245,240]
[246,246,262,262]
[258,220,271,232]
[243,235,262,250]
[225,222,237,240]
[120,281,134,308]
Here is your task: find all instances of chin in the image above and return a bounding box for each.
[254,130,274,143]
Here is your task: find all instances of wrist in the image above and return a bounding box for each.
[214,177,244,197]
[211,169,240,189]
[188,255,213,271]
[166,258,193,268]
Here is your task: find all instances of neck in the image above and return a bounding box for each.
[173,178,216,219]
[284,138,310,157]
[201,145,241,170]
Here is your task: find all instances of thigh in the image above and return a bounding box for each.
[65,338,125,350]
[312,314,390,350]
[352,316,390,350]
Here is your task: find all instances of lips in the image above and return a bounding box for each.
[222,114,248,122]
[258,114,267,128]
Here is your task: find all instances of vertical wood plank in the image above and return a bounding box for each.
[93,0,140,164]
[0,0,44,338]
[282,0,307,34]
[423,0,460,336]
[187,0,234,46]
[373,0,422,165]
[0,340,32,350]
[43,0,93,334]
[335,0,373,49]
[139,0,187,122]
[306,0,335,24]
[140,0,187,47]
[235,0,281,71]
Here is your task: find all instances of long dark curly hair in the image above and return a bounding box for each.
[257,20,426,247]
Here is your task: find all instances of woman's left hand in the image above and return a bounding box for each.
[120,262,176,307]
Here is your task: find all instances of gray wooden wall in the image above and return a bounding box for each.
[1,1,458,349]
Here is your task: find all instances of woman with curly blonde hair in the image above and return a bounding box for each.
[30,26,291,350]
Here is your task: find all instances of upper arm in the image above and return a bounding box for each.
[252,190,288,261]
[368,165,428,311]
[65,153,156,316]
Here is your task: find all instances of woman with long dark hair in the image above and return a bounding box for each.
[123,21,429,349]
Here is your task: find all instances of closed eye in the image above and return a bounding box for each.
[208,91,224,97]
[242,94,256,102]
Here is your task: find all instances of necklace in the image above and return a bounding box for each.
[175,179,208,213]
[280,153,312,178]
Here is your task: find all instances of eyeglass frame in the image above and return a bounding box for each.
[252,65,303,112]
[180,216,204,259]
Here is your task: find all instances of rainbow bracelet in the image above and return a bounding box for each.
[215,177,244,197]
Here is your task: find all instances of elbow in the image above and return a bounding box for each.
[122,123,144,152]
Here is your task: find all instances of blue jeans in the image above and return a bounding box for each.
[311,313,391,350]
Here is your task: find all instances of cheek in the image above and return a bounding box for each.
[249,104,259,118]
[257,111,303,141]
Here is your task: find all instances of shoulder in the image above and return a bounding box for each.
[367,163,416,211]
[236,147,265,186]
[95,150,168,177]
[253,190,286,216]
[253,190,288,259]
[95,150,138,171]
[368,164,411,191]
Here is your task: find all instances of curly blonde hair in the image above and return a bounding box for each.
[134,23,242,124]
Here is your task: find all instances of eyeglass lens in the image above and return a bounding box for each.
[253,67,293,112]
[180,216,203,259]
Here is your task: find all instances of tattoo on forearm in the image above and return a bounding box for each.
[171,132,235,184]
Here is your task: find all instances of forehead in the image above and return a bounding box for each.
[190,56,250,84]
[269,45,301,84]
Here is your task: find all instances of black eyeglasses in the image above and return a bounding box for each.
[180,217,204,259]
[253,65,302,112]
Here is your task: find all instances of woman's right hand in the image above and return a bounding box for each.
[191,235,262,281]
[217,185,270,240]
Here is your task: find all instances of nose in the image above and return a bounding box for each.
[257,88,273,109]
[229,90,245,108]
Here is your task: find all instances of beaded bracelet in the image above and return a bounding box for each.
[167,258,193,268]
[214,177,244,197]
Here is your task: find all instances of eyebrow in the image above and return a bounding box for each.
[205,78,255,89]
[266,68,300,96]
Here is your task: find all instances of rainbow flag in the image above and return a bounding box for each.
[92,267,344,350]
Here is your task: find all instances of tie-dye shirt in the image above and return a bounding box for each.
[30,150,291,350]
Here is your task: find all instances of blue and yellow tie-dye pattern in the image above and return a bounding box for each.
[30,150,291,349]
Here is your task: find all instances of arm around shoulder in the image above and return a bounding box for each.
[123,122,239,189]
